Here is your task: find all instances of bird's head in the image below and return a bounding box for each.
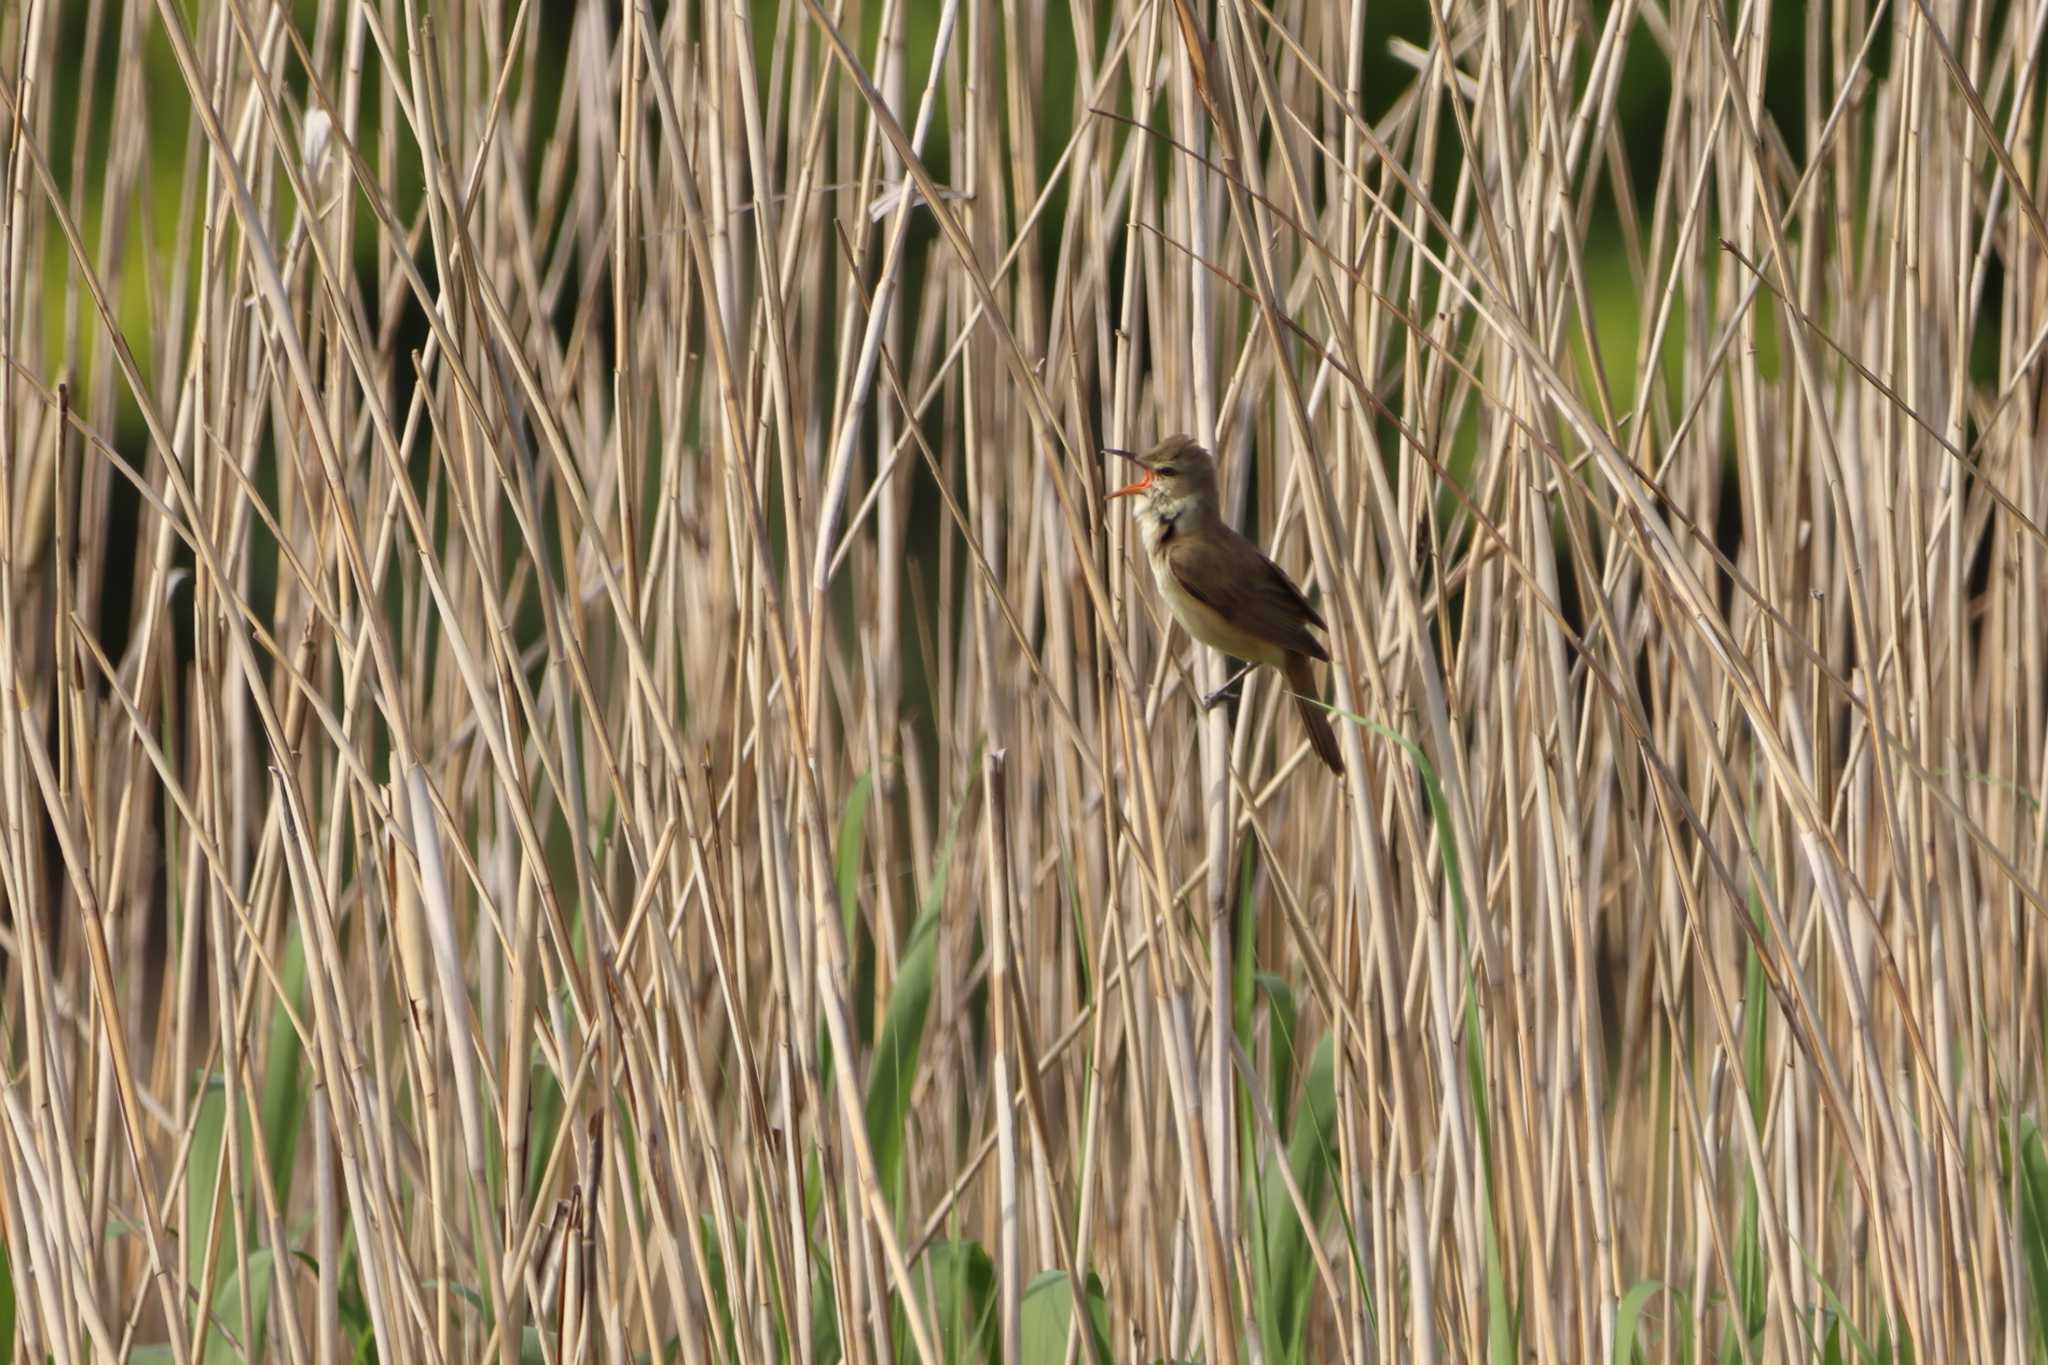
[1102,435,1219,525]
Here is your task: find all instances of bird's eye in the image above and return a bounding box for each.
[1157,465,1176,477]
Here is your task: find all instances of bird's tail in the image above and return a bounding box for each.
[1284,653,1344,776]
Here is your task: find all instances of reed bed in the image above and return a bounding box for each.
[4,0,2046,1360]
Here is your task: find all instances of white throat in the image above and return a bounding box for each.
[1136,485,1210,551]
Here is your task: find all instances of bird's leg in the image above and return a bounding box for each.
[1199,662,1255,712]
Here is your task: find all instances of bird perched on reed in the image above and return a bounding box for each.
[1105,434,1343,775]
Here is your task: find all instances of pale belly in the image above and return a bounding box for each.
[1149,553,1288,667]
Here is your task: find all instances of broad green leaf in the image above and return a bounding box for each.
[812,1250,843,1365]
[2012,1117,2048,1365]
[259,930,309,1216]
[1019,1268,1110,1365]
[526,1046,567,1201]
[185,1073,248,1308]
[1255,972,1301,1135]
[821,771,878,1083]
[866,906,941,1215]
[835,771,875,945]
[1613,1279,1666,1365]
[866,794,961,1215]
[914,1240,996,1363]
[204,1250,277,1365]
[1252,1033,1336,1365]
[1820,1314,1846,1365]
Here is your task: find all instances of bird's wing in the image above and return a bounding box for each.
[1163,530,1331,662]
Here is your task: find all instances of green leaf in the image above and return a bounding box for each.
[1819,1313,1846,1365]
[2013,1116,2048,1365]
[186,1070,253,1321]
[203,1250,277,1365]
[333,1240,378,1365]
[1255,972,1301,1135]
[1802,1217,1880,1365]
[1019,1269,1111,1365]
[1613,1279,1666,1365]
[821,771,878,1081]
[866,794,961,1215]
[1252,1034,1337,1365]
[1874,1315,1913,1365]
[866,907,941,1214]
[812,1250,843,1365]
[0,1235,15,1365]
[914,1240,996,1363]
[525,1046,567,1202]
[836,771,875,944]
[698,1214,739,1360]
[259,930,309,1218]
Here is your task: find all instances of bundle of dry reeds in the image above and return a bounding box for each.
[3,0,2045,1360]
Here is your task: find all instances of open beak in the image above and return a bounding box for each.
[1101,447,1153,500]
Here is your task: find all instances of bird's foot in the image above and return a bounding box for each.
[1199,664,1254,712]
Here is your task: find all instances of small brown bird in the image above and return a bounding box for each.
[1106,435,1344,775]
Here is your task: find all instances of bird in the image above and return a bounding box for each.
[1104,434,1344,775]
